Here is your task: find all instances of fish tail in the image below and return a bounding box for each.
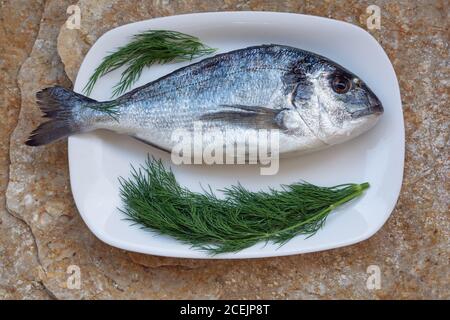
[26,86,97,146]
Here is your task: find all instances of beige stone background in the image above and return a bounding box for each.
[0,0,448,299]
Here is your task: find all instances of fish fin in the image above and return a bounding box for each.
[199,104,285,129]
[131,136,171,153]
[26,86,96,146]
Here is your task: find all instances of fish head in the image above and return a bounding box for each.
[294,61,383,145]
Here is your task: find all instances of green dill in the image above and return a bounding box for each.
[88,101,120,121]
[118,158,370,255]
[83,30,216,97]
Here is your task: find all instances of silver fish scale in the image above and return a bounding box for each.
[89,45,321,154]
[28,45,381,150]
[83,44,380,156]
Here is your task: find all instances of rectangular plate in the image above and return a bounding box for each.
[69,12,404,259]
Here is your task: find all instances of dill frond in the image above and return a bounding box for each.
[118,158,370,255]
[83,30,216,97]
[88,101,120,121]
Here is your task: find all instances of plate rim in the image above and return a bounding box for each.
[68,11,405,259]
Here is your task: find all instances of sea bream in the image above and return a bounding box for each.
[26,44,383,158]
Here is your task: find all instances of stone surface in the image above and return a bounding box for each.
[0,0,51,299]
[3,0,450,299]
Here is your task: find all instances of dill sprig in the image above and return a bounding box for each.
[119,158,370,255]
[88,101,120,121]
[83,30,216,97]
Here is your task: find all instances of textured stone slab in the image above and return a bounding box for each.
[57,0,305,83]
[0,0,51,300]
[5,0,449,299]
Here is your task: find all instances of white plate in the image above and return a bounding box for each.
[69,12,404,259]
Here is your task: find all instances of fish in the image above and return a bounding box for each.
[26,44,383,159]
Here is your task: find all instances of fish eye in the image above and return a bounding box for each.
[331,75,352,94]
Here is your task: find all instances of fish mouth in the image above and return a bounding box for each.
[351,103,384,118]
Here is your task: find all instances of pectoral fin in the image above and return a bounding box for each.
[131,135,171,153]
[199,104,286,130]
